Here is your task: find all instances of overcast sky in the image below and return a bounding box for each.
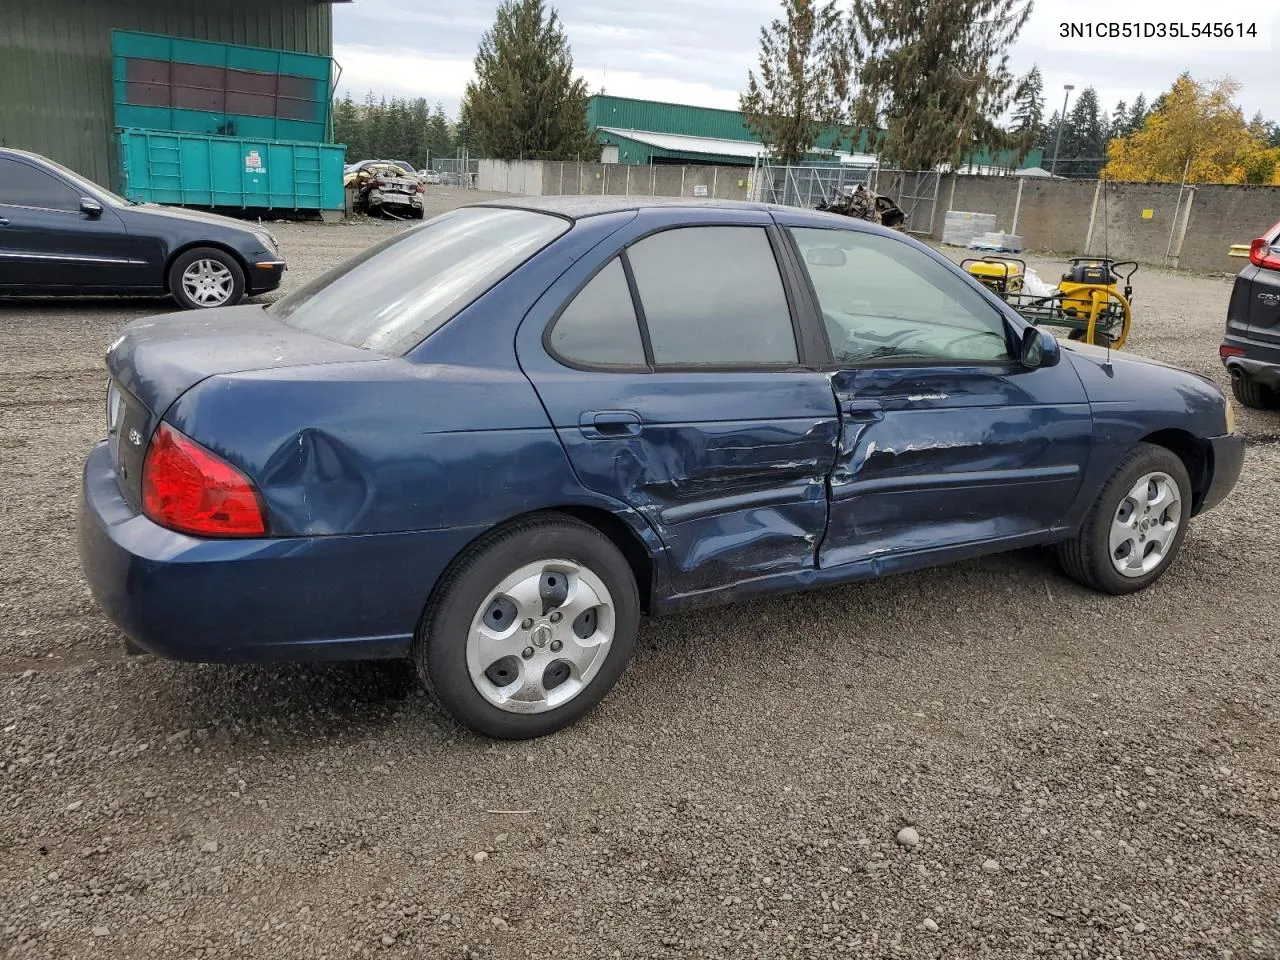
[333,0,1277,124]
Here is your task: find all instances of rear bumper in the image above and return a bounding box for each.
[1222,334,1280,389]
[1200,432,1246,515]
[77,441,482,663]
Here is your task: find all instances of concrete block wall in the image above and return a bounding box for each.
[933,175,1280,274]
[483,159,754,202]
[481,160,1280,274]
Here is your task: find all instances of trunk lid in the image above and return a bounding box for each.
[107,304,374,417]
[104,304,377,508]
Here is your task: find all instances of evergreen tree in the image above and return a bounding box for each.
[334,93,365,159]
[1061,86,1104,177]
[1010,65,1044,136]
[454,101,476,156]
[1128,95,1148,135]
[850,0,1033,170]
[1110,100,1127,139]
[464,0,596,160]
[1008,64,1044,163]
[427,102,453,160]
[739,0,849,164]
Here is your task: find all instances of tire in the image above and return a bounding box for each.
[168,247,245,310]
[414,514,640,739]
[1068,329,1114,348]
[1231,375,1280,410]
[1056,442,1192,595]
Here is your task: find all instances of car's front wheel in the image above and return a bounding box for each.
[414,514,639,739]
[1057,442,1192,595]
[169,247,245,310]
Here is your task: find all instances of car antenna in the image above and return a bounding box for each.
[1100,171,1114,376]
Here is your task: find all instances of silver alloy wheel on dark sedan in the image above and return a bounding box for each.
[181,258,236,307]
[167,246,246,311]
[415,514,639,739]
[1057,442,1192,595]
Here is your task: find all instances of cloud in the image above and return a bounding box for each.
[333,1,1279,120]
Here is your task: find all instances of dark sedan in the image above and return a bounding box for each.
[0,148,285,309]
[79,197,1244,739]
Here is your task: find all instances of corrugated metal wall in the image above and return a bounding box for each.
[589,95,755,143]
[0,0,333,188]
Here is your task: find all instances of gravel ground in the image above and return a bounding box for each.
[2,190,1278,959]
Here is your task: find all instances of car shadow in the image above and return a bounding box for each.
[119,547,1076,751]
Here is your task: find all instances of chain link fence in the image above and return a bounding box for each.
[427,157,480,187]
[753,164,942,234]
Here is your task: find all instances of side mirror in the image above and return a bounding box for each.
[1019,325,1060,370]
[80,198,103,219]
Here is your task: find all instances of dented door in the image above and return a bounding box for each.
[516,208,840,600]
[820,363,1091,567]
[777,220,1093,568]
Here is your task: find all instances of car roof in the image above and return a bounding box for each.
[0,147,47,163]
[473,194,780,220]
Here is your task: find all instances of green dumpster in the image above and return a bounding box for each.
[119,129,346,211]
[111,30,346,213]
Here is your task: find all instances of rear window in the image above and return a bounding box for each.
[269,207,568,354]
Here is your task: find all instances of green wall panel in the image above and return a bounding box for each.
[0,0,334,189]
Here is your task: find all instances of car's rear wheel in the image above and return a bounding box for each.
[1231,375,1280,410]
[414,514,639,739]
[169,247,245,310]
[1057,442,1191,595]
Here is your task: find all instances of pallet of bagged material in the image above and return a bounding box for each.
[942,211,998,246]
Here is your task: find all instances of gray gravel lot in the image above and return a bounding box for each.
[2,189,1278,959]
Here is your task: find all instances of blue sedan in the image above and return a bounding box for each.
[79,197,1245,738]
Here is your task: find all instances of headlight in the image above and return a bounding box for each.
[1224,394,1236,434]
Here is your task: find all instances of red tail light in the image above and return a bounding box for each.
[1251,235,1280,270]
[1220,344,1245,358]
[142,423,266,537]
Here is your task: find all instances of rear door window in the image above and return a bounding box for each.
[626,226,798,366]
[549,258,646,368]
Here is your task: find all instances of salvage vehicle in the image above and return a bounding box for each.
[1220,218,1280,409]
[0,148,285,310]
[346,162,426,218]
[343,159,417,184]
[79,197,1244,739]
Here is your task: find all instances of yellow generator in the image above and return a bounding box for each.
[963,257,1025,297]
[962,256,1136,349]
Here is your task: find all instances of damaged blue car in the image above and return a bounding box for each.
[79,197,1244,739]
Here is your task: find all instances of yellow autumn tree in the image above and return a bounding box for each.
[1104,74,1278,184]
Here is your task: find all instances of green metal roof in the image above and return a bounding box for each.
[588,95,1044,170]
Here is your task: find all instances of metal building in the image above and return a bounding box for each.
[588,94,873,167]
[0,0,348,188]
[588,94,1045,171]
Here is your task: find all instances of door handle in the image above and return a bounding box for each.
[580,410,642,439]
[839,399,884,422]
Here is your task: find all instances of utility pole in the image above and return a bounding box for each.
[1050,84,1074,177]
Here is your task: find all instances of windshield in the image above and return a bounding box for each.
[40,156,134,207]
[269,207,568,355]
